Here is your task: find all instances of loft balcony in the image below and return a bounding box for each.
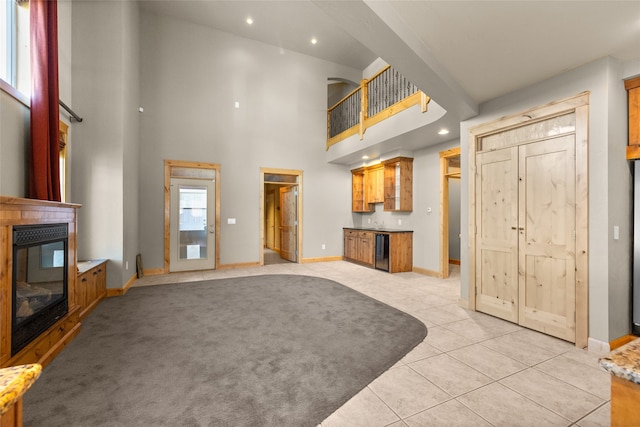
[326,65,448,165]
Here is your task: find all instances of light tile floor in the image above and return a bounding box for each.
[134,260,612,427]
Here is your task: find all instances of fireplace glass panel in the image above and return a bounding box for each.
[12,223,68,355]
[14,241,66,326]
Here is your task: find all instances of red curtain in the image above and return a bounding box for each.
[29,0,61,201]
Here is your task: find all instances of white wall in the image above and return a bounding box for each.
[460,57,632,343]
[0,91,29,196]
[71,0,140,288]
[138,12,357,268]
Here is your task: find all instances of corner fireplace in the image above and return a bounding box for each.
[12,223,69,356]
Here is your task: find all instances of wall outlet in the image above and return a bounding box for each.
[367,218,371,224]
[126,261,129,270]
[322,244,326,250]
[398,219,402,225]
[228,218,236,225]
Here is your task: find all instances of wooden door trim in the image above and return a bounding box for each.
[468,92,589,347]
[260,168,303,266]
[439,147,460,279]
[164,160,221,274]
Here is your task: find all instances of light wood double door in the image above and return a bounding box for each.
[474,102,587,343]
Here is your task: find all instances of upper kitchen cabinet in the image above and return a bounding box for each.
[626,76,640,160]
[383,157,413,212]
[366,165,384,204]
[351,167,373,212]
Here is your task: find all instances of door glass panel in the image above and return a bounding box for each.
[179,185,207,260]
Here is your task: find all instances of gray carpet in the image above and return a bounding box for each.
[24,274,427,427]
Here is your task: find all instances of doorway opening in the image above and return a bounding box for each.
[260,168,302,266]
[164,160,220,273]
[439,147,461,279]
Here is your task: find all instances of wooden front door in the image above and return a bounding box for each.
[473,102,585,343]
[280,186,298,262]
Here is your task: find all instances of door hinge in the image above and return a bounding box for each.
[294,190,298,197]
[294,220,298,226]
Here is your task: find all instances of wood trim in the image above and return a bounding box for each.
[624,76,640,91]
[412,266,442,278]
[449,259,461,265]
[574,102,589,349]
[468,93,589,347]
[163,160,221,274]
[469,92,589,137]
[105,273,137,297]
[301,256,342,263]
[610,335,638,350]
[260,168,303,266]
[626,145,640,160]
[216,261,260,270]
[142,268,165,276]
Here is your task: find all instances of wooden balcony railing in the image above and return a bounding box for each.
[327,65,430,149]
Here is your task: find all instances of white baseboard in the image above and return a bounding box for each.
[587,337,610,354]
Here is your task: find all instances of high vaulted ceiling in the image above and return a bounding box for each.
[139,0,640,161]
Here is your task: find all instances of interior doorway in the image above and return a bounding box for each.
[260,168,303,265]
[439,147,461,278]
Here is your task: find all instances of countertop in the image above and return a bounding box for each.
[599,338,640,385]
[77,259,107,274]
[344,227,413,233]
[0,364,42,415]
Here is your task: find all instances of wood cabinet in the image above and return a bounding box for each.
[366,165,384,204]
[351,168,373,212]
[343,228,412,272]
[383,157,413,212]
[626,76,640,159]
[343,229,374,266]
[351,157,413,212]
[77,260,107,320]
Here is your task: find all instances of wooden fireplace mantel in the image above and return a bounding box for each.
[0,196,82,368]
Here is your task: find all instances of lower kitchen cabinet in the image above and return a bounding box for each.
[77,259,107,320]
[343,228,412,273]
[344,229,374,267]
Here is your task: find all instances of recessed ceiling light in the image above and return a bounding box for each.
[438,128,450,135]
[246,17,253,25]
[311,37,318,45]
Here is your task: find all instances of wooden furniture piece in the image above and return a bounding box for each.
[626,76,640,160]
[0,364,41,427]
[77,260,107,321]
[343,228,413,272]
[343,229,374,266]
[351,157,413,213]
[0,197,81,369]
[599,338,640,426]
[383,157,413,212]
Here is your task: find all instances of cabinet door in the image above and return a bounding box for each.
[344,230,358,260]
[358,232,374,266]
[77,272,88,312]
[384,158,413,211]
[366,166,384,204]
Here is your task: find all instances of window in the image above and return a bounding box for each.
[59,121,68,202]
[1,0,30,97]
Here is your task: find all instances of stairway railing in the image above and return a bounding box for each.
[327,65,430,149]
